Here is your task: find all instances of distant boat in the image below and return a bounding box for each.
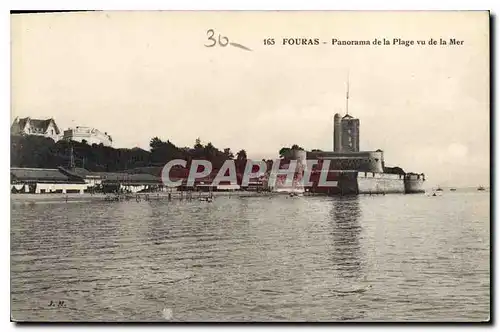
[450,188,457,192]
[436,187,443,192]
[477,186,486,191]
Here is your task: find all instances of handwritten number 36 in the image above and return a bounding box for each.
[205,29,229,47]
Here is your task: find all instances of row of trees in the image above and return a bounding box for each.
[11,136,405,175]
[11,134,326,174]
[10,135,253,173]
[149,136,249,172]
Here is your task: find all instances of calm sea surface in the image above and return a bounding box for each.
[11,191,490,322]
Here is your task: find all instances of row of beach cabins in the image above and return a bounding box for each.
[10,166,266,195]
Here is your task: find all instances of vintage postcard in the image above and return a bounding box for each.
[10,11,490,322]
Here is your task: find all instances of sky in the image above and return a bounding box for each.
[11,11,489,187]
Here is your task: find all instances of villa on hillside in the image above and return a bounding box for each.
[63,126,113,147]
[11,116,114,147]
[11,117,62,142]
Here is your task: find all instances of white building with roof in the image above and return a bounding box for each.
[63,126,113,147]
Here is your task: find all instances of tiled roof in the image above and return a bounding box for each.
[11,168,85,183]
[94,172,162,184]
[72,167,91,176]
[58,167,99,179]
[17,118,28,130]
[30,119,51,131]
[15,117,60,134]
[127,166,163,176]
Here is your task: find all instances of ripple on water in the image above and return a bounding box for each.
[11,194,490,322]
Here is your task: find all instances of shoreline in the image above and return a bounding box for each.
[10,191,274,203]
[11,189,477,204]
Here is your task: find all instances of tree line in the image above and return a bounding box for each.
[11,135,403,174]
[10,135,257,174]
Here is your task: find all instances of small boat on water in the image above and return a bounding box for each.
[477,186,486,191]
[435,187,443,192]
[450,188,457,192]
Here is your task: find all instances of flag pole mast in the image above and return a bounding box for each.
[346,71,350,116]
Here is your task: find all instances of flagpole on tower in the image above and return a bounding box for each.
[346,70,350,116]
